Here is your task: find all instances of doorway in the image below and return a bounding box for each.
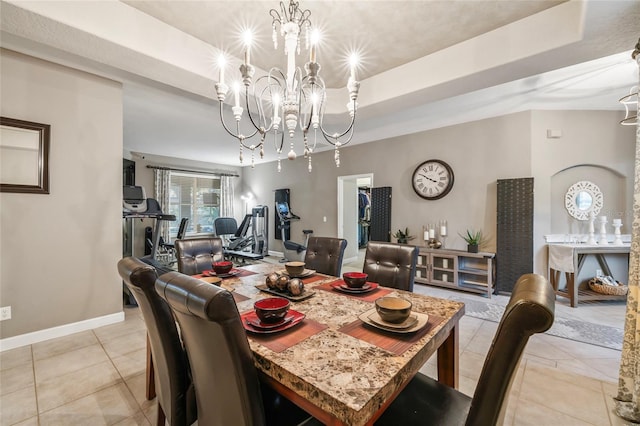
[337,173,373,264]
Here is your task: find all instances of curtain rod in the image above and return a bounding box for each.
[146,165,239,178]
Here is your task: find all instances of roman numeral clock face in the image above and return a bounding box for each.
[411,160,455,200]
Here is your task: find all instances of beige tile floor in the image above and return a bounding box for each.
[0,256,635,426]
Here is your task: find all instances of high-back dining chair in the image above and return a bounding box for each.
[363,241,419,291]
[175,237,224,275]
[375,273,555,426]
[117,257,196,426]
[303,236,347,276]
[154,271,318,426]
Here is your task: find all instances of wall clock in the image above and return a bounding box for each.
[411,159,454,200]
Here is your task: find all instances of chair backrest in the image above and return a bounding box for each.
[155,272,266,426]
[176,218,189,240]
[304,236,348,276]
[214,217,238,236]
[362,241,418,291]
[466,273,555,426]
[117,257,194,426]
[175,237,224,275]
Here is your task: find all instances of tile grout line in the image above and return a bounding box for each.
[91,328,151,423]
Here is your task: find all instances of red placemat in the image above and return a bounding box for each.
[301,275,325,285]
[241,311,327,353]
[197,268,258,279]
[338,314,445,356]
[315,279,392,302]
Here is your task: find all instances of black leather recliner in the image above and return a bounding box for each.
[362,241,419,291]
[155,272,320,426]
[175,237,224,275]
[375,273,556,426]
[303,236,347,276]
[117,257,196,426]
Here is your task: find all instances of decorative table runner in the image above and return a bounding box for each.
[315,279,393,302]
[240,313,328,353]
[338,314,445,356]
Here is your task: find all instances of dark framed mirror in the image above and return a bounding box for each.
[0,117,50,194]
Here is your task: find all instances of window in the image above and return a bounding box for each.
[168,172,221,236]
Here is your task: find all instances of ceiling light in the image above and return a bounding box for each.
[214,0,361,172]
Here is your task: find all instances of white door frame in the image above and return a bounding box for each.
[337,173,373,264]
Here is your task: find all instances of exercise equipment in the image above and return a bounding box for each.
[276,201,313,262]
[122,185,176,262]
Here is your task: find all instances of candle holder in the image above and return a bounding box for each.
[439,220,448,249]
[598,216,609,245]
[613,219,623,245]
[587,212,597,245]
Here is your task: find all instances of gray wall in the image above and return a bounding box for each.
[244,110,635,276]
[0,49,123,339]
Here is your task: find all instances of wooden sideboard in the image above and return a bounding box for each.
[415,248,495,297]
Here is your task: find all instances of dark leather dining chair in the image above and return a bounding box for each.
[117,257,196,426]
[303,236,347,276]
[363,241,419,291]
[155,271,319,426]
[375,273,555,426]
[175,237,224,275]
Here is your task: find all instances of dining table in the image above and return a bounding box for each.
[148,262,465,426]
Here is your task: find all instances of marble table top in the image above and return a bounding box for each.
[217,263,466,425]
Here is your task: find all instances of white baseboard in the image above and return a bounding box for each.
[268,250,284,258]
[0,311,125,352]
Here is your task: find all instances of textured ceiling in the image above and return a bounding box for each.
[0,0,639,167]
[122,0,565,88]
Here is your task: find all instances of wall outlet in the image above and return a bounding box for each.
[0,306,11,321]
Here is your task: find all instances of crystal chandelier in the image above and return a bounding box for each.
[214,0,360,172]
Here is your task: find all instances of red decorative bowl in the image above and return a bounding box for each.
[212,261,233,275]
[343,272,368,288]
[254,297,290,323]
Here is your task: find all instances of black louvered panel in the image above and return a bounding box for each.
[496,178,534,293]
[370,187,392,242]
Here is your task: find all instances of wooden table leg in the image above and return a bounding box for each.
[146,334,156,400]
[567,272,577,308]
[437,325,459,389]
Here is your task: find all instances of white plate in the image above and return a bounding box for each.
[368,312,419,329]
[279,269,316,278]
[358,308,429,334]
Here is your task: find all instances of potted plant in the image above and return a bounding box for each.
[393,228,415,244]
[460,229,482,253]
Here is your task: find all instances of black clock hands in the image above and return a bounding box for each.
[419,173,437,183]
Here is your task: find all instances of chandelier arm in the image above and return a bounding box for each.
[317,100,357,146]
[243,85,266,135]
[218,101,243,139]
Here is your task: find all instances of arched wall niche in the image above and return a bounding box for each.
[550,164,628,235]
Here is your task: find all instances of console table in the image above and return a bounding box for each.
[548,243,630,307]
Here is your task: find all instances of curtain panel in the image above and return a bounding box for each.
[221,175,235,218]
[154,168,171,243]
[615,40,640,423]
